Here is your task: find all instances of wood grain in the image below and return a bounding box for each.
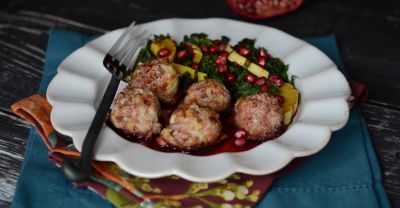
[363,101,400,195]
[0,0,399,207]
[0,111,30,208]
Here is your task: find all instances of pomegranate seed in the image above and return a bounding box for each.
[215,57,225,65]
[215,51,228,65]
[258,56,266,67]
[238,47,250,57]
[157,48,170,58]
[156,136,167,147]
[245,74,255,83]
[208,45,218,54]
[255,77,267,86]
[191,62,199,69]
[234,128,248,139]
[217,64,228,74]
[176,50,188,59]
[215,42,226,52]
[260,83,271,93]
[234,138,247,147]
[275,95,285,105]
[269,75,284,87]
[214,40,222,45]
[200,45,208,53]
[258,50,269,58]
[220,51,228,57]
[226,73,236,82]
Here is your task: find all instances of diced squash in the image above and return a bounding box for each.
[248,63,269,78]
[283,110,293,126]
[172,63,207,80]
[228,51,247,66]
[228,50,269,78]
[280,83,299,125]
[150,38,176,62]
[187,43,203,63]
[225,45,234,53]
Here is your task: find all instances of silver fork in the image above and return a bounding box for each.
[62,22,149,182]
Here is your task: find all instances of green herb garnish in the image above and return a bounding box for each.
[227,63,260,100]
[236,38,256,50]
[180,72,195,90]
[221,36,230,44]
[153,34,171,41]
[289,75,297,86]
[265,58,289,82]
[198,53,225,82]
[268,85,281,95]
[184,33,213,46]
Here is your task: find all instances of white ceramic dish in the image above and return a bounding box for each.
[47,18,350,182]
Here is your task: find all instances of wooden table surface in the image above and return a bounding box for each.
[0,0,399,207]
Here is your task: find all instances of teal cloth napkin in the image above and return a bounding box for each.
[12,28,390,208]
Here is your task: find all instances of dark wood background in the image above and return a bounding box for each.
[0,0,399,207]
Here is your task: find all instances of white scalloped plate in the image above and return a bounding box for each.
[47,18,350,182]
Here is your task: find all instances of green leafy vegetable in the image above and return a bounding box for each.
[198,53,225,82]
[221,36,230,44]
[289,75,297,86]
[268,85,280,95]
[153,34,171,41]
[184,33,213,46]
[265,58,289,82]
[234,38,291,84]
[227,63,260,100]
[179,72,195,90]
[236,38,256,51]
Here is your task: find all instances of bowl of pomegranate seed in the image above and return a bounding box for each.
[47,18,350,182]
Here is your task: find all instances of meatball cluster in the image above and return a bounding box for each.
[111,59,180,139]
[110,87,162,139]
[130,59,179,104]
[111,58,284,151]
[234,93,283,140]
[161,79,231,151]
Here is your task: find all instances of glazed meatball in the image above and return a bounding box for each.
[160,101,223,151]
[184,79,231,112]
[110,87,162,139]
[130,59,179,104]
[234,93,283,140]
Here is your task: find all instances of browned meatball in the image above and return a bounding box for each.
[160,101,223,151]
[130,59,179,104]
[184,79,231,112]
[110,87,162,139]
[234,93,283,140]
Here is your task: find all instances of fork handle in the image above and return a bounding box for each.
[62,76,120,182]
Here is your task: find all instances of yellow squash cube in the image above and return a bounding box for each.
[280,83,299,125]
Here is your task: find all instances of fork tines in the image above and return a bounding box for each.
[104,21,150,79]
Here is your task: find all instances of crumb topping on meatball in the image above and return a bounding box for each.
[184,79,231,112]
[130,59,179,104]
[234,93,283,140]
[110,87,162,139]
[161,101,223,151]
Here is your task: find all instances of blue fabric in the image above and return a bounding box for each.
[12,29,390,208]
